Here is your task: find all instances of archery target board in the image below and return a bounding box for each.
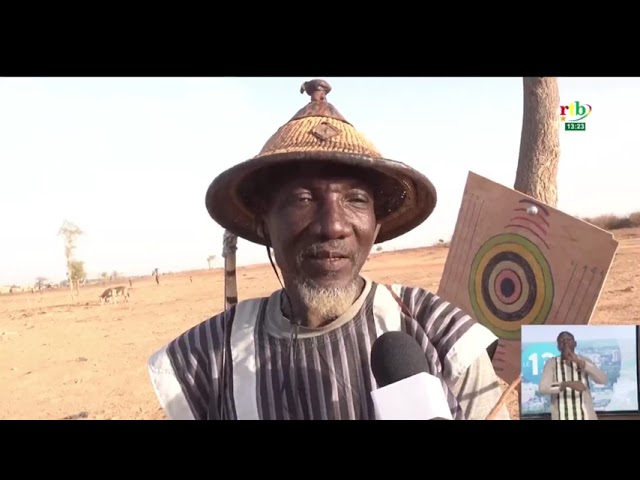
[437,172,619,384]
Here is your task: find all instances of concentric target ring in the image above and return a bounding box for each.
[469,233,554,340]
[487,260,529,313]
[493,268,521,304]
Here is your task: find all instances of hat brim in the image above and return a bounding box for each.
[205,151,437,246]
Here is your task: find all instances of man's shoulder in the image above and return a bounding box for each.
[203,296,268,325]
[375,282,437,306]
[380,282,431,295]
[376,281,500,385]
[158,296,269,354]
[377,281,470,322]
[375,280,495,334]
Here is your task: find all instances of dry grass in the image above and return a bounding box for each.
[582,211,640,231]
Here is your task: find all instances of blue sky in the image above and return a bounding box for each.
[1,77,638,285]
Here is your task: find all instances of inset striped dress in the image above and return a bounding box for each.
[539,355,608,420]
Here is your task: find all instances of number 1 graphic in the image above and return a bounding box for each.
[528,352,554,376]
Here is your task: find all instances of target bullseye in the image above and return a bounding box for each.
[494,269,521,304]
[469,233,554,340]
[487,260,529,314]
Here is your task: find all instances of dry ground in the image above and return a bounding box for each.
[2,228,639,421]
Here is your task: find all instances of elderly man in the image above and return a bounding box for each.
[539,331,608,420]
[148,79,510,420]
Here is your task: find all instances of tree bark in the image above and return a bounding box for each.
[514,77,561,208]
[67,268,75,303]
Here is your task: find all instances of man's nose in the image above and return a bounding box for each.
[312,198,351,240]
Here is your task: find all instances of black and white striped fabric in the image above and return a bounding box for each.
[555,357,588,420]
[148,279,498,420]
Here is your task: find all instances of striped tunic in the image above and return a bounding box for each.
[539,355,608,420]
[148,278,508,420]
[556,358,588,420]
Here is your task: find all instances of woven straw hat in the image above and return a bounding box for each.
[205,79,437,246]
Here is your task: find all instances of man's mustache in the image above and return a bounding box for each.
[298,242,355,260]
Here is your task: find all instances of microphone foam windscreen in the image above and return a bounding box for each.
[370,331,430,388]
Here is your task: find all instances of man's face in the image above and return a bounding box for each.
[263,163,378,302]
[557,332,576,353]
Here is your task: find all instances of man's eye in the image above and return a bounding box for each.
[294,195,312,203]
[349,195,369,204]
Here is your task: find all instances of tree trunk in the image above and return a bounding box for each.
[514,77,561,207]
[67,268,75,303]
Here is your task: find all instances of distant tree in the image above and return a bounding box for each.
[35,276,47,290]
[58,220,83,301]
[111,270,119,281]
[69,260,86,289]
[207,255,216,269]
[376,246,383,252]
[101,272,109,284]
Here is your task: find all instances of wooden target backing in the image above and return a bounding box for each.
[438,172,619,384]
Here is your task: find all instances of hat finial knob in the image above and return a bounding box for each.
[300,79,332,102]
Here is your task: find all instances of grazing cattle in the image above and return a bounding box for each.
[99,287,116,304]
[113,285,130,302]
[99,285,130,305]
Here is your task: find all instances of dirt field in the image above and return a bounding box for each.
[2,228,639,421]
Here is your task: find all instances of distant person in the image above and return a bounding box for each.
[539,331,608,420]
[147,79,510,420]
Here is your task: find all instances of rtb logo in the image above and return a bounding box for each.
[559,101,592,132]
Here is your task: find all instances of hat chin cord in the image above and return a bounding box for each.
[373,223,381,243]
[259,224,303,417]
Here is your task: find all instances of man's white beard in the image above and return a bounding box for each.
[295,279,359,323]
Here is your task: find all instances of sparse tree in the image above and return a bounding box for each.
[69,260,86,290]
[58,220,83,302]
[207,255,216,269]
[101,272,109,284]
[111,270,119,281]
[35,276,47,291]
[376,246,383,252]
[514,77,561,207]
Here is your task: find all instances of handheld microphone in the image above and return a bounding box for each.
[370,331,453,420]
